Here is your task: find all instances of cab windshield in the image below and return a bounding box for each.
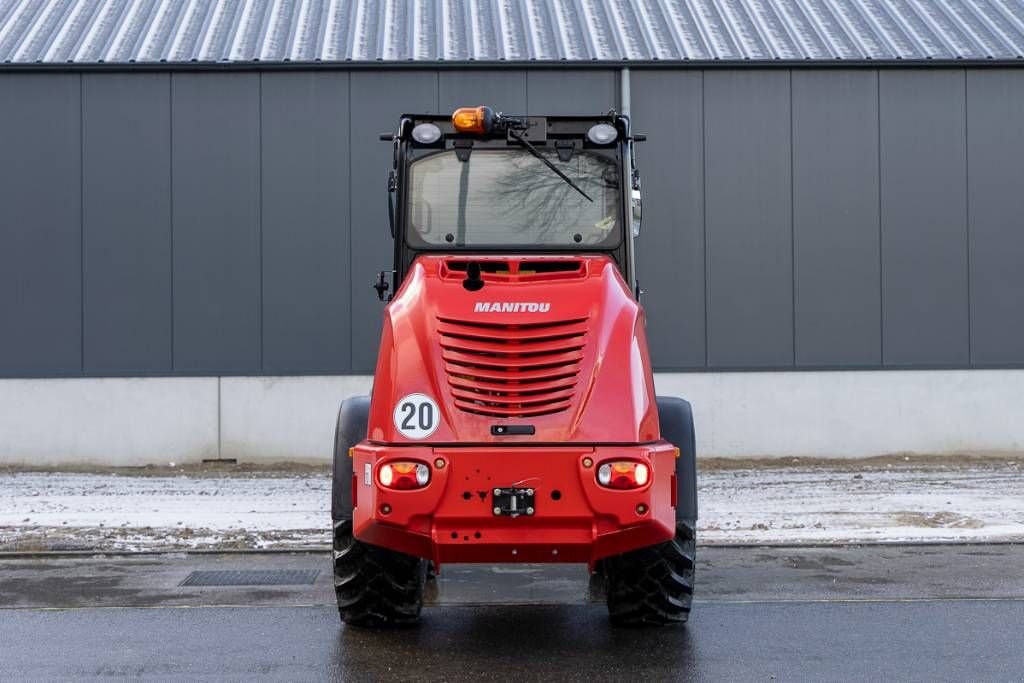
[406,148,621,248]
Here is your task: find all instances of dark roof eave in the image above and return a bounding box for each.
[0,57,1022,73]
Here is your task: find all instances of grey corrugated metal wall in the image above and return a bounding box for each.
[1,67,1022,377]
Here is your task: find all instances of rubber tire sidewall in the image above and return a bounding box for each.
[656,396,698,522]
[332,396,370,521]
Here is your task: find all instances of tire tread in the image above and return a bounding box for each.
[605,521,696,626]
[332,519,427,627]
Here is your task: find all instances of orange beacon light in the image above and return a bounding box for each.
[451,106,494,134]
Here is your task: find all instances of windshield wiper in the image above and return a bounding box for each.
[507,128,592,203]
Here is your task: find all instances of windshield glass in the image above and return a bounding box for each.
[406,148,621,248]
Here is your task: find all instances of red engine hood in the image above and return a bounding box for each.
[367,254,660,445]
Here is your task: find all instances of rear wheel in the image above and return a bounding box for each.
[333,519,428,627]
[604,521,696,626]
[331,396,428,627]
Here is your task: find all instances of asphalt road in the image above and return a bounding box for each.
[1,544,1023,681]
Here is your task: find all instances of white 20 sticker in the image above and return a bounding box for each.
[393,393,440,439]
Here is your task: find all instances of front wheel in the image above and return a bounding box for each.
[333,519,428,627]
[604,521,696,626]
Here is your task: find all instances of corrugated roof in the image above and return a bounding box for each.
[1,0,1022,65]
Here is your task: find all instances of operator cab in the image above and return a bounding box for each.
[375,106,644,301]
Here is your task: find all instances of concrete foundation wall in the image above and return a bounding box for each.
[1,371,1020,466]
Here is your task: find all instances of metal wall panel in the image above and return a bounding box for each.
[2,67,1024,379]
[438,70,527,113]
[792,70,881,367]
[349,71,439,373]
[171,73,262,373]
[0,74,82,376]
[631,70,706,369]
[703,70,794,368]
[879,70,969,367]
[82,74,173,374]
[261,72,351,374]
[966,70,1024,366]
[526,70,617,114]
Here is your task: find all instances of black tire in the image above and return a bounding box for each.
[332,397,370,522]
[656,396,698,523]
[604,521,696,626]
[333,519,428,627]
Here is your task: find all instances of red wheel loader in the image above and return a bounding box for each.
[332,106,697,627]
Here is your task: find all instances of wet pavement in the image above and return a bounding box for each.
[1,544,1023,680]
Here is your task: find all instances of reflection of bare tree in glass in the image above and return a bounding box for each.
[484,154,617,241]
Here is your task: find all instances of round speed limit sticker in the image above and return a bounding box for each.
[393,393,440,439]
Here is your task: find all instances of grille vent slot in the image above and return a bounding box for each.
[438,316,587,418]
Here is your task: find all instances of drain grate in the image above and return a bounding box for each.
[180,569,320,587]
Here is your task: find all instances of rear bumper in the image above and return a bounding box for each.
[350,442,678,568]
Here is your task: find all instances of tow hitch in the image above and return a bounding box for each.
[492,487,536,517]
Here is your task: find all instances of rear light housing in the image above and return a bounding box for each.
[597,461,649,490]
[379,461,431,490]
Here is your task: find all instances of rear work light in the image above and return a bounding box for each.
[597,461,649,490]
[586,122,618,144]
[411,122,442,144]
[379,462,430,490]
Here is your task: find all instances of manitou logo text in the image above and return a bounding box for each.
[474,302,551,313]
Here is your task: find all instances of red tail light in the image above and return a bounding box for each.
[379,461,431,490]
[597,461,649,490]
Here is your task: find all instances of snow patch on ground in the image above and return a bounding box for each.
[1,461,1022,551]
[698,464,1024,543]
[0,473,328,551]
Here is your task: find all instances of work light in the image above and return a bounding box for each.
[411,122,442,144]
[586,123,618,144]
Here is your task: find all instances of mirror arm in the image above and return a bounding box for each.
[630,170,643,239]
[374,270,395,302]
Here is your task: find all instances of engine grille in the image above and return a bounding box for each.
[437,316,588,418]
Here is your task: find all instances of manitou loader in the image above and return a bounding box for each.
[331,106,697,626]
